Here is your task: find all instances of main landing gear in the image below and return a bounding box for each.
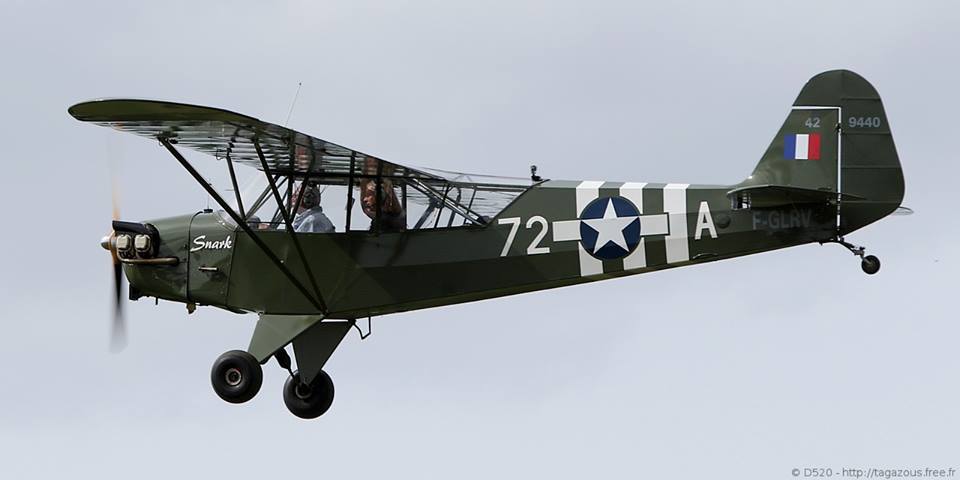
[210,317,351,418]
[823,237,881,275]
[209,348,336,419]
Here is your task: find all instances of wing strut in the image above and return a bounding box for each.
[225,153,244,218]
[225,126,245,218]
[253,139,326,308]
[345,152,356,231]
[160,137,328,313]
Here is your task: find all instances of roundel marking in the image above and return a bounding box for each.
[578,196,641,260]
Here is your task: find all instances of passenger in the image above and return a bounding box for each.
[292,182,335,233]
[360,178,405,232]
[359,156,406,232]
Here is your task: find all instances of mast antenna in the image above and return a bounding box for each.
[284,82,303,126]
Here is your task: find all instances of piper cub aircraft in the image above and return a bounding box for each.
[71,70,905,419]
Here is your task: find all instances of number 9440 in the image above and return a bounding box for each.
[848,116,882,128]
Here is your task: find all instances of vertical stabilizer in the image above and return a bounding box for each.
[738,70,904,234]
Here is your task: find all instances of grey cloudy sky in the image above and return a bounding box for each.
[1,1,958,478]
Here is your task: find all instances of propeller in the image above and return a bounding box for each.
[102,179,127,352]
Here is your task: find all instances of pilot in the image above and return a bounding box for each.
[292,182,335,233]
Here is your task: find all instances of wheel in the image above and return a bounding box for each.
[861,255,881,275]
[283,370,335,419]
[210,350,263,404]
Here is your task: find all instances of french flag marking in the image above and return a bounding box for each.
[784,133,821,160]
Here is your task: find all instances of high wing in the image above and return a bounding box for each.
[68,98,438,180]
[68,99,532,218]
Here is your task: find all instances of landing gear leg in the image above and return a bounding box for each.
[822,237,881,275]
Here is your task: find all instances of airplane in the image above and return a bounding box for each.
[70,69,906,419]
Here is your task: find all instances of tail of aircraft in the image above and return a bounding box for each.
[734,70,905,236]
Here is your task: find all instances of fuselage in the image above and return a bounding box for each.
[125,180,836,318]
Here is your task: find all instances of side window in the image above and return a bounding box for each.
[238,177,343,234]
[233,160,528,234]
[731,192,751,210]
[345,178,481,232]
[241,176,289,230]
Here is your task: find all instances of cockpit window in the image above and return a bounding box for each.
[223,153,530,234]
[231,174,526,234]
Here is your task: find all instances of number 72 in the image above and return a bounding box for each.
[498,216,551,256]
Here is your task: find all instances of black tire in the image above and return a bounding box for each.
[861,255,881,275]
[210,350,263,404]
[283,370,335,419]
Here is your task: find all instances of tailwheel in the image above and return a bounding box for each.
[211,350,263,404]
[283,370,335,419]
[823,237,881,276]
[861,255,881,275]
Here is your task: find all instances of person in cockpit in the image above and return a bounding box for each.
[360,177,405,232]
[292,182,335,233]
[359,157,406,232]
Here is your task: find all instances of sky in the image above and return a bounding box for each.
[1,1,958,478]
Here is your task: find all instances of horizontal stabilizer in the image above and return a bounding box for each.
[726,184,864,209]
[892,206,914,216]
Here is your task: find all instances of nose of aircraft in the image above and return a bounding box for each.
[99,215,191,350]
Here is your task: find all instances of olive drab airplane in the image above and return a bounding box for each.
[71,70,907,419]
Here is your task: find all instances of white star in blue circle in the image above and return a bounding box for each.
[579,196,641,260]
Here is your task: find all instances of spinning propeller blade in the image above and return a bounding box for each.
[108,178,127,352]
[111,259,126,352]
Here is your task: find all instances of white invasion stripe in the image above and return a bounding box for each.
[578,244,603,276]
[623,243,646,270]
[620,182,647,270]
[575,181,604,276]
[552,219,581,242]
[638,214,669,236]
[619,182,646,211]
[795,133,809,160]
[663,184,690,263]
[576,180,604,212]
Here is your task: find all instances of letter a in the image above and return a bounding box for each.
[695,201,717,240]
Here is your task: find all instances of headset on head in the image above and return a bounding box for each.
[299,182,321,209]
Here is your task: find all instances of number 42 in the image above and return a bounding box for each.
[498,216,551,256]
